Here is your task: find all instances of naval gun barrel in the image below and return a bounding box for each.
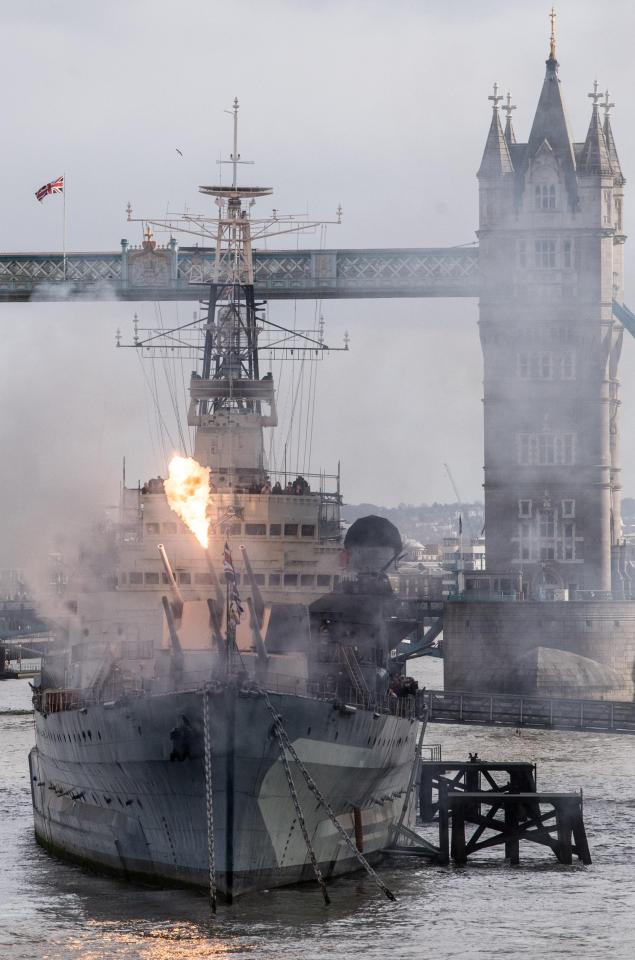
[240,544,265,626]
[204,550,226,612]
[157,543,184,616]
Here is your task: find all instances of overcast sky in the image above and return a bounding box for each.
[1,0,635,563]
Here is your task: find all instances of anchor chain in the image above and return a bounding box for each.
[392,715,427,845]
[272,722,330,904]
[263,692,397,902]
[202,686,217,914]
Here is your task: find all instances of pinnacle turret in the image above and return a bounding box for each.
[521,41,577,207]
[578,82,613,177]
[477,83,514,178]
[602,90,625,185]
[503,92,517,146]
[526,55,575,168]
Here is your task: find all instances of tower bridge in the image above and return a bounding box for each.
[0,245,479,301]
[4,21,635,700]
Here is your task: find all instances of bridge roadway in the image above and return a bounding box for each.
[0,244,479,301]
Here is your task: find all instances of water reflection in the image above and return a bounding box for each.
[3,675,635,959]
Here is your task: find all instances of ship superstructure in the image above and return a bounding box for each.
[29,101,427,902]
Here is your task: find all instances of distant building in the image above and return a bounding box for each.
[0,569,29,601]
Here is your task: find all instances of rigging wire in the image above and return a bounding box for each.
[136,351,167,468]
[167,300,190,453]
[155,302,188,453]
[137,347,178,464]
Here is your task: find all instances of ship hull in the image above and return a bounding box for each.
[29,686,422,897]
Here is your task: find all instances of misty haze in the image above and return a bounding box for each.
[1,3,635,959]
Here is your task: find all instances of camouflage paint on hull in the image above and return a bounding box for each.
[30,685,422,897]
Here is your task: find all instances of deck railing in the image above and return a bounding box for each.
[38,669,426,721]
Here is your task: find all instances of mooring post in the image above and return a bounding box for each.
[419,765,435,822]
[438,780,450,864]
[504,802,520,864]
[465,760,480,821]
[571,796,592,865]
[450,799,467,864]
[556,799,573,865]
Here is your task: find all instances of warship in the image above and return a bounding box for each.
[29,101,427,903]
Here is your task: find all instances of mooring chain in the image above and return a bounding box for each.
[272,722,331,904]
[392,718,427,844]
[202,686,218,914]
[263,693,397,902]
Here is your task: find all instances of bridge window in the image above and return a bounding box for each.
[269,574,281,586]
[269,524,281,536]
[518,352,575,380]
[539,512,555,539]
[517,241,527,268]
[518,500,532,518]
[284,524,299,537]
[560,353,576,379]
[514,514,581,563]
[562,500,575,518]
[144,572,160,585]
[300,574,315,587]
[129,572,143,585]
[517,433,576,466]
[194,573,213,585]
[146,523,160,535]
[534,240,556,268]
[178,572,191,585]
[283,574,298,586]
[563,240,572,269]
[301,524,315,538]
[534,185,556,210]
[616,199,623,231]
[317,574,331,588]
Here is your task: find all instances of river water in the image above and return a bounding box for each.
[1,660,634,960]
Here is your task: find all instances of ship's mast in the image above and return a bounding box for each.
[125,99,342,489]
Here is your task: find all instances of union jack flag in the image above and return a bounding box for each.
[223,541,244,623]
[35,175,64,202]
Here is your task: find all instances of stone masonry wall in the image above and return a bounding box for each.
[443,600,635,700]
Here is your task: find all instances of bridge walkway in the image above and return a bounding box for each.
[426,688,635,734]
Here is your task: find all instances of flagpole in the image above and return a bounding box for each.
[62,172,67,281]
[226,577,231,672]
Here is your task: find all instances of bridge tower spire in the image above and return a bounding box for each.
[476,34,626,599]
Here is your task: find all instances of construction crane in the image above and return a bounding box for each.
[443,462,474,540]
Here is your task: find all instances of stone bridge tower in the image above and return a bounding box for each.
[477,30,626,597]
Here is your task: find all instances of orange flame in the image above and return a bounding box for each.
[164,455,211,548]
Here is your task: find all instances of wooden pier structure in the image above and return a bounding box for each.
[439,790,591,866]
[418,759,537,822]
[426,689,635,734]
[390,756,591,867]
